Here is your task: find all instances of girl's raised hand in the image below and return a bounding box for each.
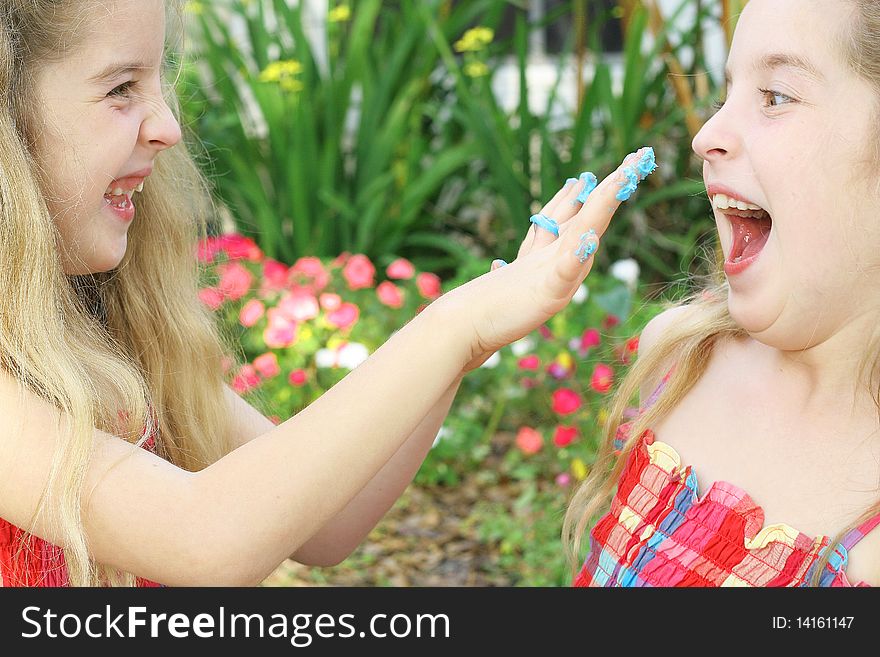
[448,147,656,373]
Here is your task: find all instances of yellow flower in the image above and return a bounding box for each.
[184,1,203,14]
[556,352,574,370]
[463,61,489,78]
[298,326,314,342]
[259,60,305,93]
[571,458,589,481]
[328,5,351,22]
[597,407,609,426]
[454,26,494,53]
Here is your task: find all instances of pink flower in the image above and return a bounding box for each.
[386,258,415,280]
[198,286,224,310]
[290,257,330,292]
[553,426,578,447]
[555,473,571,487]
[217,261,253,301]
[331,252,351,268]
[342,254,376,290]
[231,364,261,393]
[520,377,537,389]
[263,309,298,348]
[262,259,290,291]
[253,352,281,379]
[415,272,442,299]
[319,293,342,311]
[538,325,553,340]
[220,355,234,374]
[278,289,320,322]
[239,299,265,327]
[551,388,582,415]
[518,355,540,371]
[376,281,405,309]
[219,233,262,261]
[288,369,307,386]
[581,328,601,350]
[590,363,614,394]
[197,236,221,263]
[515,427,543,455]
[327,302,360,330]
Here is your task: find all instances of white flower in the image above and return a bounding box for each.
[610,258,640,289]
[510,337,535,357]
[432,425,451,448]
[568,337,580,351]
[315,348,337,368]
[572,284,589,304]
[338,342,370,369]
[480,351,501,368]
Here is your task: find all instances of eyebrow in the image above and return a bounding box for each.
[724,52,825,87]
[88,61,154,84]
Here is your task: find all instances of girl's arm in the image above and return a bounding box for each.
[223,375,463,566]
[0,149,644,585]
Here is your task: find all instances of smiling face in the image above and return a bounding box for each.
[692,0,880,350]
[30,0,182,275]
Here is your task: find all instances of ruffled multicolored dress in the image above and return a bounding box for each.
[0,426,162,587]
[575,367,880,587]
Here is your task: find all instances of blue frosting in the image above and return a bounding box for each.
[576,172,599,203]
[616,147,656,202]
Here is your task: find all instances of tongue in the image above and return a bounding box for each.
[731,214,771,260]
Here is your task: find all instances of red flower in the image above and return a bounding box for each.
[386,258,415,280]
[239,299,265,327]
[327,302,360,330]
[538,325,553,340]
[590,363,614,394]
[262,259,290,291]
[343,254,376,290]
[196,236,221,263]
[602,314,620,329]
[551,388,582,415]
[515,427,543,455]
[232,364,261,393]
[288,369,307,386]
[219,233,262,261]
[520,377,537,389]
[217,261,253,301]
[198,286,224,310]
[290,257,330,292]
[553,426,578,447]
[376,281,405,308]
[517,355,540,371]
[416,272,442,299]
[253,352,281,379]
[580,328,601,350]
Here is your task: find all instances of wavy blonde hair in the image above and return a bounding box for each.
[563,0,880,587]
[0,0,237,585]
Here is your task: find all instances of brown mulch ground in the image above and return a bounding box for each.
[262,474,519,587]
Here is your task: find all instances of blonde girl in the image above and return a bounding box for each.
[565,0,880,587]
[0,0,652,586]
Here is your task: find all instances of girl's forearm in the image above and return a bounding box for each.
[191,300,470,584]
[289,374,463,566]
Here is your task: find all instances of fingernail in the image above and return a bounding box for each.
[491,259,508,270]
[564,177,578,187]
[616,146,657,202]
[574,229,598,264]
[575,172,598,204]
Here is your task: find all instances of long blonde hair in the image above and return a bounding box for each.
[563,0,880,587]
[0,0,237,585]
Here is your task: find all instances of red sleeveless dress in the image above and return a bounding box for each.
[574,367,880,587]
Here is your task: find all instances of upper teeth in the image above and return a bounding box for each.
[105,181,144,196]
[712,193,763,211]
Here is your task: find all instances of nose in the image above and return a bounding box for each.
[691,101,738,164]
[141,94,182,152]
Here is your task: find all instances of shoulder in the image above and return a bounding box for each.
[637,304,693,405]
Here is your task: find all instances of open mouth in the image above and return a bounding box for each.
[712,194,772,263]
